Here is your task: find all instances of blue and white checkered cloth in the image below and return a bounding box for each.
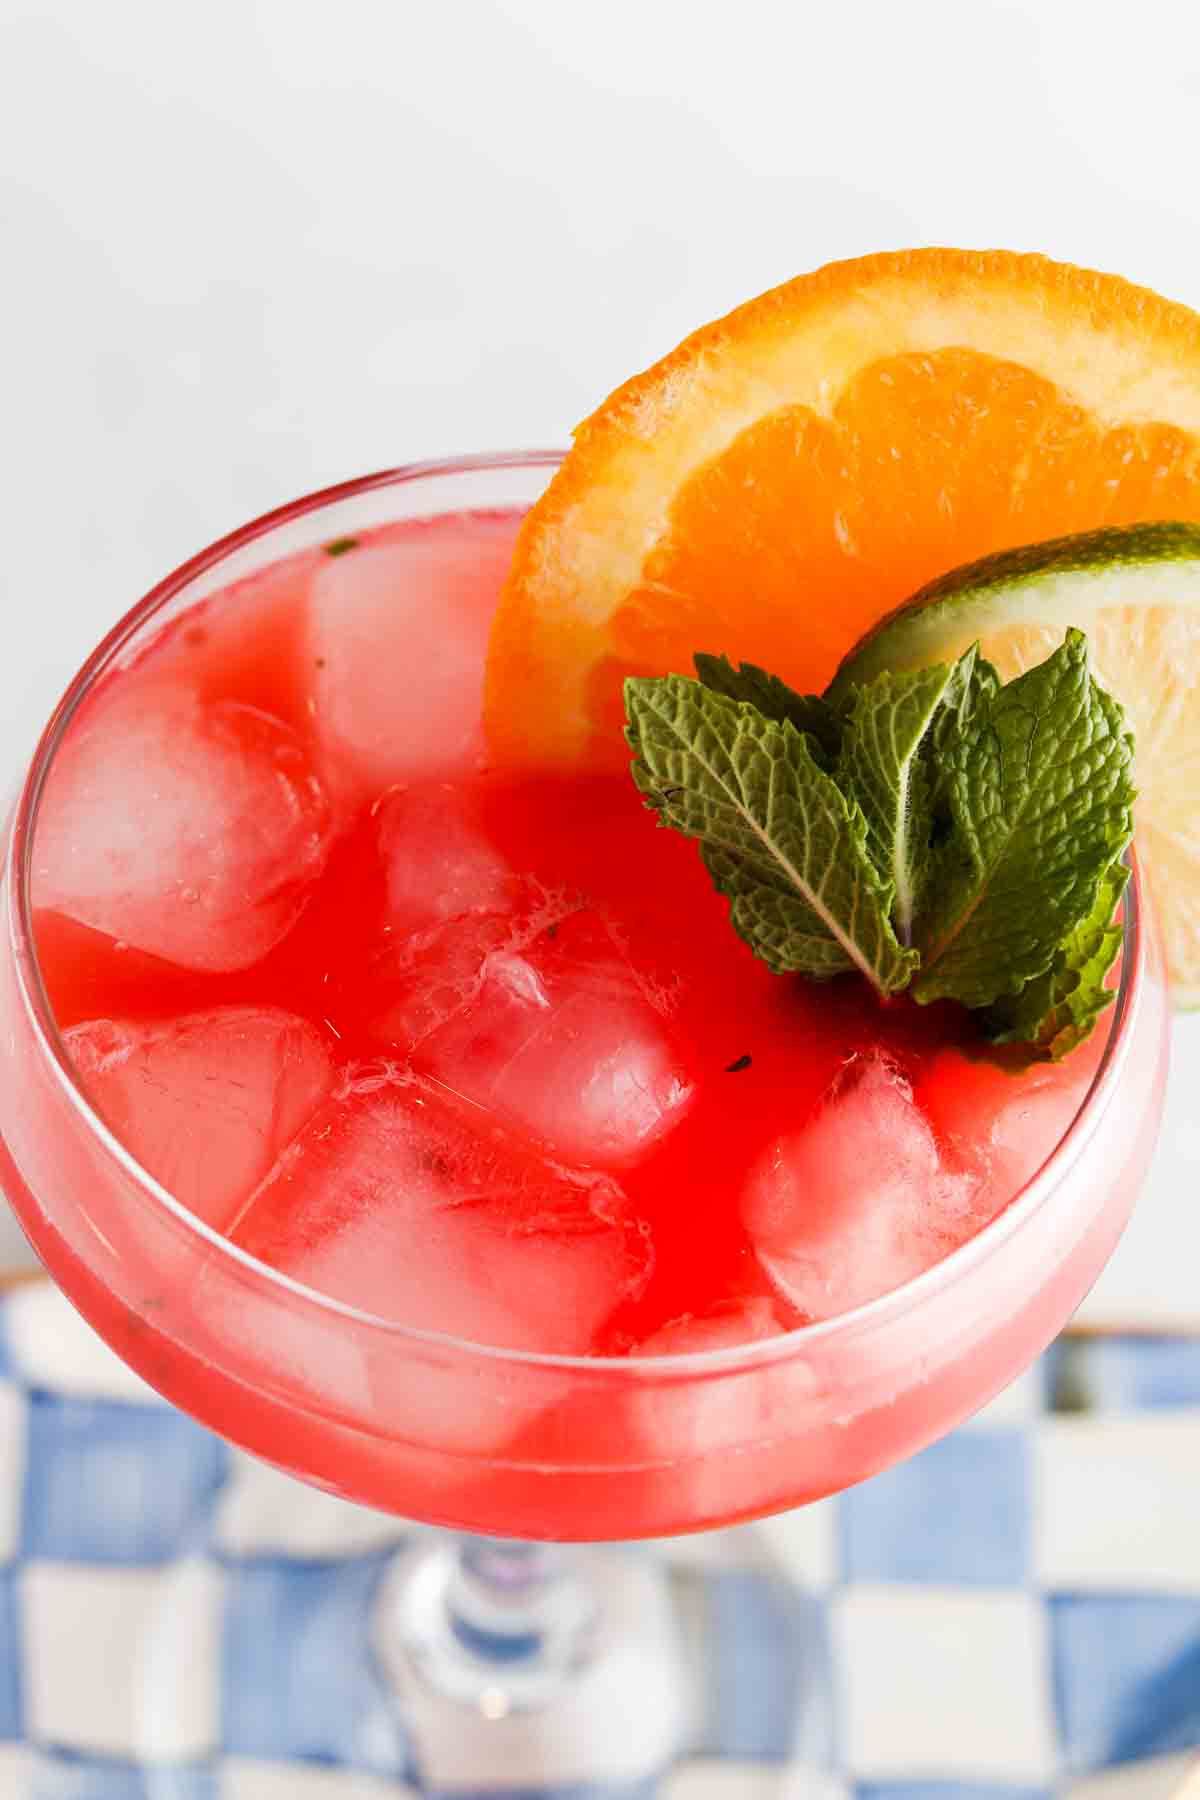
[0,1282,1198,1799]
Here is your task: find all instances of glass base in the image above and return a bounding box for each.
[60,1510,832,1796]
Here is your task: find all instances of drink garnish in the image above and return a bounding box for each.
[981,860,1130,1061]
[625,628,1135,1056]
[690,654,845,763]
[485,255,1200,1008]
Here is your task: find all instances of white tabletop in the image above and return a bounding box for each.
[1,0,1198,1317]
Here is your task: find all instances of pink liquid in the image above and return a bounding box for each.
[0,485,1169,1538]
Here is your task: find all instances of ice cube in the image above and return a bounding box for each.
[34,680,332,972]
[197,1069,655,1460]
[919,1040,1101,1208]
[307,514,522,798]
[376,782,515,930]
[744,1052,988,1321]
[66,1007,335,1229]
[635,1297,789,1360]
[231,1071,652,1355]
[370,911,517,1053]
[637,1300,817,1449]
[386,905,696,1167]
[586,1298,817,1500]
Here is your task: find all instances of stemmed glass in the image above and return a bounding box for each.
[0,453,1172,1788]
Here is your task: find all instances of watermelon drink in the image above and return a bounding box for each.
[0,455,1169,1544]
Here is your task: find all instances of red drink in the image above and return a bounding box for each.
[0,456,1170,1539]
[29,508,1115,1338]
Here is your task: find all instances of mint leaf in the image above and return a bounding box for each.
[914,629,1135,1009]
[693,653,843,762]
[927,645,1000,801]
[625,674,918,994]
[837,651,973,944]
[983,860,1129,1059]
[627,627,1134,1060]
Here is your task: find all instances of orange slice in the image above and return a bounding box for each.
[485,248,1200,771]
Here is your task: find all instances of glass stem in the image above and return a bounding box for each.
[447,1538,593,1672]
[376,1532,600,1713]
[375,1531,693,1785]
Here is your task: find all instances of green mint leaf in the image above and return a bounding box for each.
[836,651,975,944]
[625,674,919,995]
[927,645,1000,802]
[983,860,1129,1059]
[913,629,1135,1009]
[693,653,844,763]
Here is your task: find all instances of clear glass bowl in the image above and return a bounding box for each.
[0,453,1172,1542]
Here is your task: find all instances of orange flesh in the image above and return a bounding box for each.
[486,251,1200,770]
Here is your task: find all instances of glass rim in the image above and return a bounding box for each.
[5,449,1148,1377]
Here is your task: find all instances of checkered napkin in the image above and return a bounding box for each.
[1,1284,1198,1799]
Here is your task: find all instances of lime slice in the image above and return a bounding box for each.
[828,522,1200,1006]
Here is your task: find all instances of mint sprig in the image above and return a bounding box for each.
[624,676,918,993]
[693,654,844,763]
[624,630,1135,1058]
[913,630,1134,1008]
[983,861,1131,1059]
[836,650,996,946]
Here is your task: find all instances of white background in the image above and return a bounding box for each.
[0,0,1197,1316]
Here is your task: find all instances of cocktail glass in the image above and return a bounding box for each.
[0,454,1171,1788]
